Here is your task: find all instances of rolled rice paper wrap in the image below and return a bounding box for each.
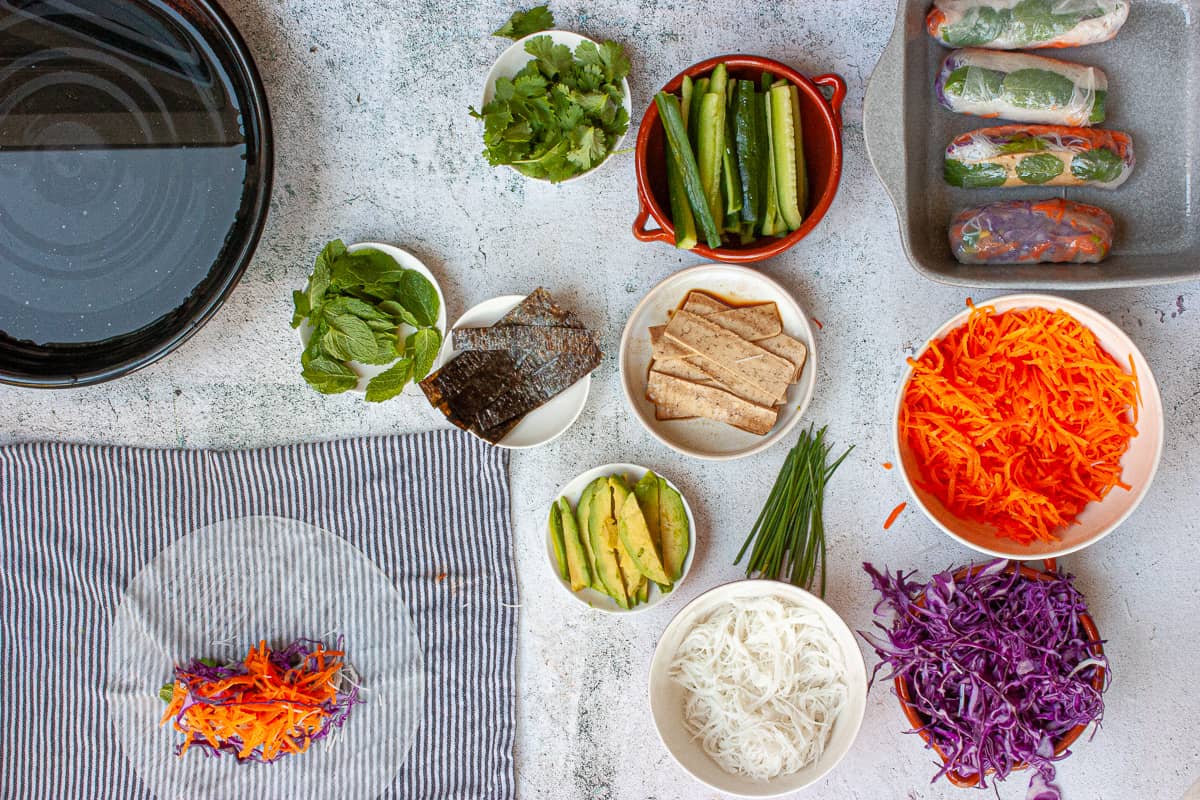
[944,124,1134,189]
[927,0,1129,49]
[936,48,1107,126]
[949,198,1114,264]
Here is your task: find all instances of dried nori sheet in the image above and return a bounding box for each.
[476,352,601,437]
[451,326,599,356]
[419,349,522,432]
[419,287,602,444]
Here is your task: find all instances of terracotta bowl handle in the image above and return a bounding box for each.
[812,73,847,125]
[633,202,672,243]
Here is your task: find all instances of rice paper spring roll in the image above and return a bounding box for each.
[949,198,1114,264]
[926,0,1130,50]
[936,48,1107,126]
[944,124,1134,189]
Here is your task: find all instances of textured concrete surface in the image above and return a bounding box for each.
[2,1,1198,798]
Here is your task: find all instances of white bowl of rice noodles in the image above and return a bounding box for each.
[648,580,866,796]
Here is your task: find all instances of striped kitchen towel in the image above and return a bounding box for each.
[0,430,515,800]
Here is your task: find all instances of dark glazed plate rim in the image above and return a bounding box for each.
[0,0,274,388]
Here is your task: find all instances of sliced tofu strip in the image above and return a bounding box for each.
[647,371,778,436]
[654,401,694,421]
[651,325,692,362]
[681,291,731,315]
[687,357,784,406]
[650,358,725,388]
[680,294,782,341]
[706,304,782,340]
[664,310,794,401]
[756,334,808,382]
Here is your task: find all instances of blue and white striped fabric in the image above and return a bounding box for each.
[0,430,516,800]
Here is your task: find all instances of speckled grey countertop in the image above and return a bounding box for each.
[2,1,1198,798]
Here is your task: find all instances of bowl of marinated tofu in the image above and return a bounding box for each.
[619,263,817,460]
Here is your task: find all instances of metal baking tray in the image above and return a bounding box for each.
[864,0,1200,289]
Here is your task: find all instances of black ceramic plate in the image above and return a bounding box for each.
[0,0,272,387]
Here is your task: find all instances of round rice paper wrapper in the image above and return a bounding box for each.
[106,516,424,800]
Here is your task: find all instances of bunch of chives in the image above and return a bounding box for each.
[734,425,853,596]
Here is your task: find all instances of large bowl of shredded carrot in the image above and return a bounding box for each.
[894,295,1163,559]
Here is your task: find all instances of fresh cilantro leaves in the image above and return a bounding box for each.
[292,240,442,402]
[470,29,631,183]
[493,5,555,40]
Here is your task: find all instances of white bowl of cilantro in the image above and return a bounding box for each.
[474,9,632,184]
[292,241,447,402]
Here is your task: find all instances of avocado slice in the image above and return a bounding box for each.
[587,480,628,608]
[635,471,673,593]
[548,501,568,581]
[609,477,645,604]
[633,471,662,551]
[576,477,605,590]
[558,497,591,592]
[617,492,672,586]
[658,477,690,582]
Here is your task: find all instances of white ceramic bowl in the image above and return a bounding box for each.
[480,30,632,184]
[545,463,696,614]
[894,293,1164,560]
[648,580,867,797]
[442,295,591,449]
[296,242,447,394]
[620,263,818,460]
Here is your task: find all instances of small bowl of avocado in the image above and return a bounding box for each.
[545,463,696,614]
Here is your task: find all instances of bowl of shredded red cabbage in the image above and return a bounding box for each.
[159,637,361,763]
[861,560,1107,797]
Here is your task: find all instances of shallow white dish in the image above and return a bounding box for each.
[894,293,1164,560]
[648,580,867,797]
[545,463,696,614]
[619,263,818,461]
[297,242,447,394]
[443,294,591,449]
[480,30,632,184]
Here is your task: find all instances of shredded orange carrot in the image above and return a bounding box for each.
[882,462,894,470]
[883,502,907,530]
[900,303,1139,545]
[160,640,354,762]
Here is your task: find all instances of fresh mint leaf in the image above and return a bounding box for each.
[408,327,443,381]
[322,313,379,362]
[365,358,413,402]
[358,330,401,365]
[1071,148,1124,183]
[492,5,554,40]
[307,239,344,312]
[397,271,440,327]
[291,290,310,329]
[1015,152,1064,185]
[322,296,392,323]
[331,248,405,288]
[377,300,421,328]
[302,356,357,394]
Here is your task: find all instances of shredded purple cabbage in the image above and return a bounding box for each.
[168,637,361,763]
[860,561,1107,795]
